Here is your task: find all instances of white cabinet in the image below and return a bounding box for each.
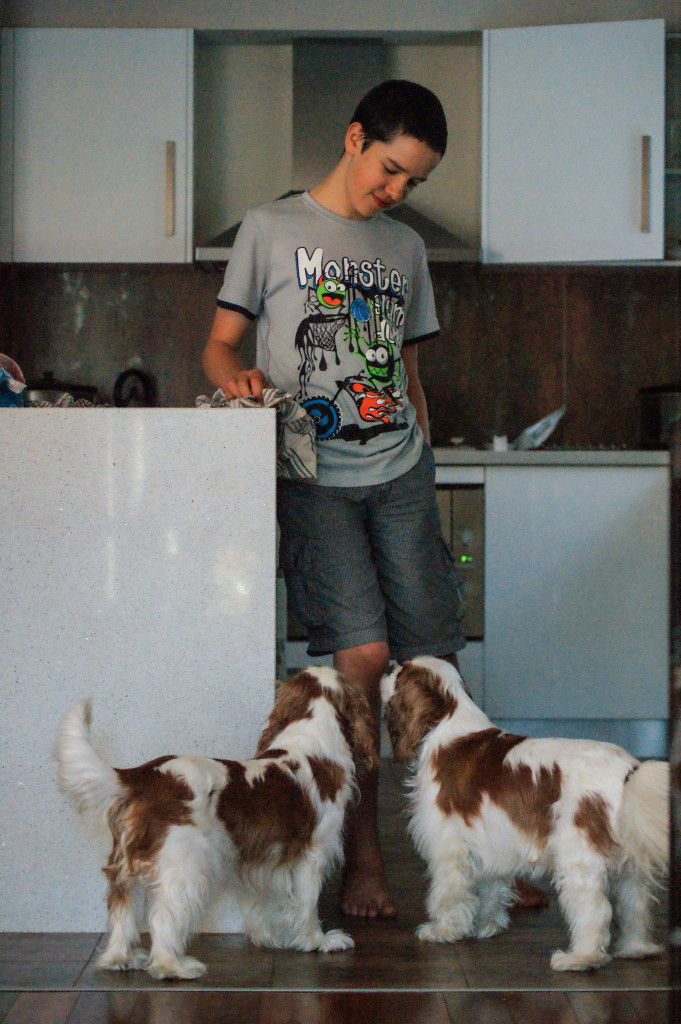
[482,19,666,263]
[484,465,669,723]
[0,29,193,262]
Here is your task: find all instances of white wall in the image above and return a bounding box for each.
[2,0,680,32]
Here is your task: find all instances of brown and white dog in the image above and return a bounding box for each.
[54,668,376,980]
[380,655,668,972]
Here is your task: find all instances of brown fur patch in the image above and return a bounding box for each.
[255,671,322,755]
[385,662,457,762]
[326,677,378,775]
[308,756,346,801]
[574,793,615,857]
[432,730,562,846]
[104,756,193,884]
[217,760,316,865]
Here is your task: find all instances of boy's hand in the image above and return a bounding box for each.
[222,368,269,401]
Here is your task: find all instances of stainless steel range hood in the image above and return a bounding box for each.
[195,39,477,263]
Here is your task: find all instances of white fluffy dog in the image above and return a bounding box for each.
[54,668,376,979]
[380,655,668,972]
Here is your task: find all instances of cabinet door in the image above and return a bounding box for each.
[482,20,665,263]
[2,29,192,262]
[484,466,669,719]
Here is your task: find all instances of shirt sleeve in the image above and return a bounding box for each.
[216,209,270,320]
[403,242,439,345]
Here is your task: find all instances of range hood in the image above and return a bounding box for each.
[195,39,477,263]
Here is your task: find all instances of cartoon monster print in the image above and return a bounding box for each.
[295,265,411,443]
[295,275,350,394]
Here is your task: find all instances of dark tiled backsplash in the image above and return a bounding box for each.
[1,262,680,450]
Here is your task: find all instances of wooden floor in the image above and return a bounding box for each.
[0,761,676,1024]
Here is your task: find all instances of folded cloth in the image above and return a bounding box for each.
[195,387,317,481]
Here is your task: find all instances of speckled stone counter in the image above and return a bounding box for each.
[1,409,277,931]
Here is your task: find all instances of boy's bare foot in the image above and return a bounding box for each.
[341,859,396,918]
[512,878,549,910]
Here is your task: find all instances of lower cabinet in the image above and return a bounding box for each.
[483,465,669,746]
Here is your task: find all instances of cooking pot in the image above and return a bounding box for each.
[24,371,98,405]
[639,383,681,449]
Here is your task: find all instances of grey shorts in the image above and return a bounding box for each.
[277,444,466,662]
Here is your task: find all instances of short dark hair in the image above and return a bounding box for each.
[350,79,447,157]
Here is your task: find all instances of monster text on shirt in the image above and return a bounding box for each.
[294,246,412,445]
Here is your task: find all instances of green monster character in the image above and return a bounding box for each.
[316,275,347,309]
[363,341,395,385]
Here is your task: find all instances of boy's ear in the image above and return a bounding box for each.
[345,121,366,156]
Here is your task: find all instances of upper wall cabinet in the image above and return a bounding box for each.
[0,29,193,263]
[482,19,666,263]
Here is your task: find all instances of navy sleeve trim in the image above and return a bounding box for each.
[216,299,257,321]
[403,329,440,347]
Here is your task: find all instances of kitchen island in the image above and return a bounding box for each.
[1,409,277,931]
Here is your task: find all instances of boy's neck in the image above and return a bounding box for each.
[309,156,369,222]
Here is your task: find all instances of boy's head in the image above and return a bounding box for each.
[350,79,448,158]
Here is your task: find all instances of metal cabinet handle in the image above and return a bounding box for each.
[165,141,176,237]
[640,135,651,234]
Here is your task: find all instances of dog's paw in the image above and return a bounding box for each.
[416,921,469,943]
[475,916,509,939]
[96,948,149,972]
[147,955,207,980]
[319,929,354,953]
[550,948,611,972]
[613,940,664,960]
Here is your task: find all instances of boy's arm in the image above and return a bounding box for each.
[402,344,430,445]
[202,306,269,400]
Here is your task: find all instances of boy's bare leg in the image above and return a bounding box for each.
[334,642,396,919]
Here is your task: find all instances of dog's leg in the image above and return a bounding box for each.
[97,880,148,972]
[474,877,515,939]
[417,852,478,943]
[551,860,612,971]
[245,860,354,953]
[612,865,664,959]
[145,828,213,980]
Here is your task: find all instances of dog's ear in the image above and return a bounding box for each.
[333,679,379,775]
[385,662,457,762]
[256,672,321,755]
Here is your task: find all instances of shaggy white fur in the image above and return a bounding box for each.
[381,655,668,972]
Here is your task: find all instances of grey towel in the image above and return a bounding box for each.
[195,387,317,481]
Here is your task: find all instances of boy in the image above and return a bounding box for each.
[202,80,465,918]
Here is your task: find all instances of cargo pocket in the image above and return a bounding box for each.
[279,533,324,633]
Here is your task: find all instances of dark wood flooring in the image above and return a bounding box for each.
[0,761,676,1024]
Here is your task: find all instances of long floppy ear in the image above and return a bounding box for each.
[385,661,457,762]
[255,671,322,755]
[332,678,379,775]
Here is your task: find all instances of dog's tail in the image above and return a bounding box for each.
[617,760,669,884]
[53,699,122,828]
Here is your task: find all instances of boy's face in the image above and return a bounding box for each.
[342,124,441,221]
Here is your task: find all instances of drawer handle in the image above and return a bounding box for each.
[165,140,176,237]
[640,135,651,234]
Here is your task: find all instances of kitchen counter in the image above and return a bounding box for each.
[433,447,670,467]
[1,409,277,931]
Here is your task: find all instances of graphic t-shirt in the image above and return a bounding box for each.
[217,192,439,486]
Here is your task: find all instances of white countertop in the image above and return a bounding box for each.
[433,447,670,467]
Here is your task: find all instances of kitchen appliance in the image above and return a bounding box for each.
[113,368,157,407]
[24,371,98,405]
[639,382,681,449]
